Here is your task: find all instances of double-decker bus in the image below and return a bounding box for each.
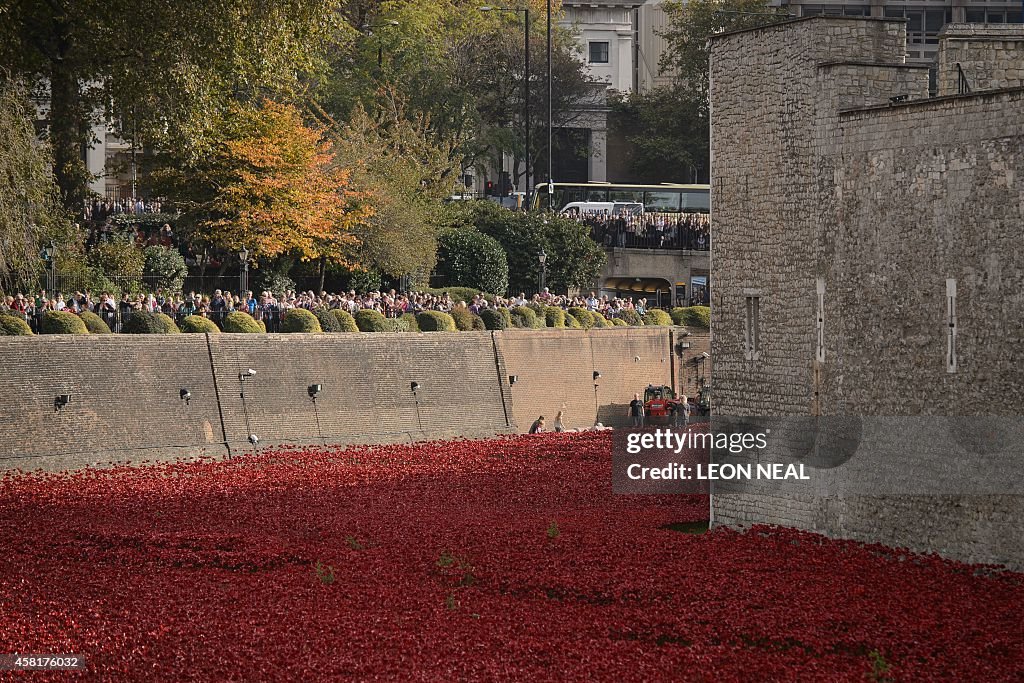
[530,182,710,215]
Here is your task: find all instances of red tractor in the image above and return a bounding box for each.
[643,384,683,420]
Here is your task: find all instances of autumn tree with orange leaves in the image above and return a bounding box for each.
[160,100,370,272]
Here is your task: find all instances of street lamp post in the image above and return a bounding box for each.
[239,245,250,295]
[538,248,547,294]
[546,0,553,190]
[480,6,529,203]
[42,241,56,293]
[363,20,400,69]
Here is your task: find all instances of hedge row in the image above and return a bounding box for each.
[0,306,710,336]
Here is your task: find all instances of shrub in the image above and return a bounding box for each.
[591,311,610,328]
[510,305,541,329]
[257,320,266,332]
[180,315,220,334]
[354,309,389,332]
[422,287,490,304]
[40,310,88,334]
[499,307,512,327]
[315,309,342,333]
[479,308,507,330]
[385,317,410,332]
[0,314,33,335]
[281,308,322,333]
[155,312,181,333]
[671,305,711,329]
[330,309,359,333]
[222,311,263,333]
[643,309,674,326]
[564,312,582,329]
[450,307,476,332]
[544,306,566,328]
[567,307,595,330]
[121,311,165,334]
[610,317,627,327]
[526,301,546,317]
[401,312,419,332]
[416,311,457,332]
[79,311,111,334]
[618,309,644,326]
[436,228,509,295]
[143,245,188,293]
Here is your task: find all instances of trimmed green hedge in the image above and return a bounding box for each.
[610,317,627,326]
[0,314,33,335]
[121,311,164,334]
[591,311,611,328]
[544,305,565,328]
[670,305,710,329]
[354,309,389,332]
[315,309,342,333]
[180,315,220,334]
[281,308,322,333]
[643,309,674,326]
[222,311,263,333]
[416,311,457,332]
[422,287,490,304]
[567,307,595,330]
[79,311,111,334]
[330,309,360,333]
[400,312,419,332]
[510,305,543,329]
[617,309,643,326]
[480,308,507,330]
[156,312,181,333]
[40,310,89,334]
[450,307,477,332]
[564,312,582,329]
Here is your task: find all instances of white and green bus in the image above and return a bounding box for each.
[531,182,710,215]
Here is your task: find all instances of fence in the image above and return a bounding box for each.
[581,214,711,251]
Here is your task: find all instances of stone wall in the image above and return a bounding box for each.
[0,328,675,471]
[938,24,1024,95]
[709,17,1024,568]
[494,327,675,430]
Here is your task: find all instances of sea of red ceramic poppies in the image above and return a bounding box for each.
[0,431,1022,681]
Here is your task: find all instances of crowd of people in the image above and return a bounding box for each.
[0,285,669,333]
[570,211,711,251]
[81,196,164,223]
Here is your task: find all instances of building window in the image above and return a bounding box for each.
[744,294,760,361]
[589,42,610,64]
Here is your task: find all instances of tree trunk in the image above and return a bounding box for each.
[48,30,89,211]
[317,257,326,292]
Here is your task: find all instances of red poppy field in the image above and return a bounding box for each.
[1,432,1022,681]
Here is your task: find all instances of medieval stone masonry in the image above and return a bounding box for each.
[709,17,1024,568]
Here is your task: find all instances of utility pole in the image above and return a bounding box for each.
[547,0,553,189]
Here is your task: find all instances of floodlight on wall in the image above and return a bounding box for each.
[634,356,641,363]
[53,394,71,412]
[308,384,323,399]
[248,434,260,445]
[180,388,192,405]
[593,371,602,381]
[239,368,256,380]
[410,381,420,392]
[509,375,518,386]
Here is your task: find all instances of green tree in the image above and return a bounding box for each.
[610,0,787,182]
[0,78,69,294]
[436,228,508,295]
[456,202,605,294]
[660,0,790,117]
[0,0,343,208]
